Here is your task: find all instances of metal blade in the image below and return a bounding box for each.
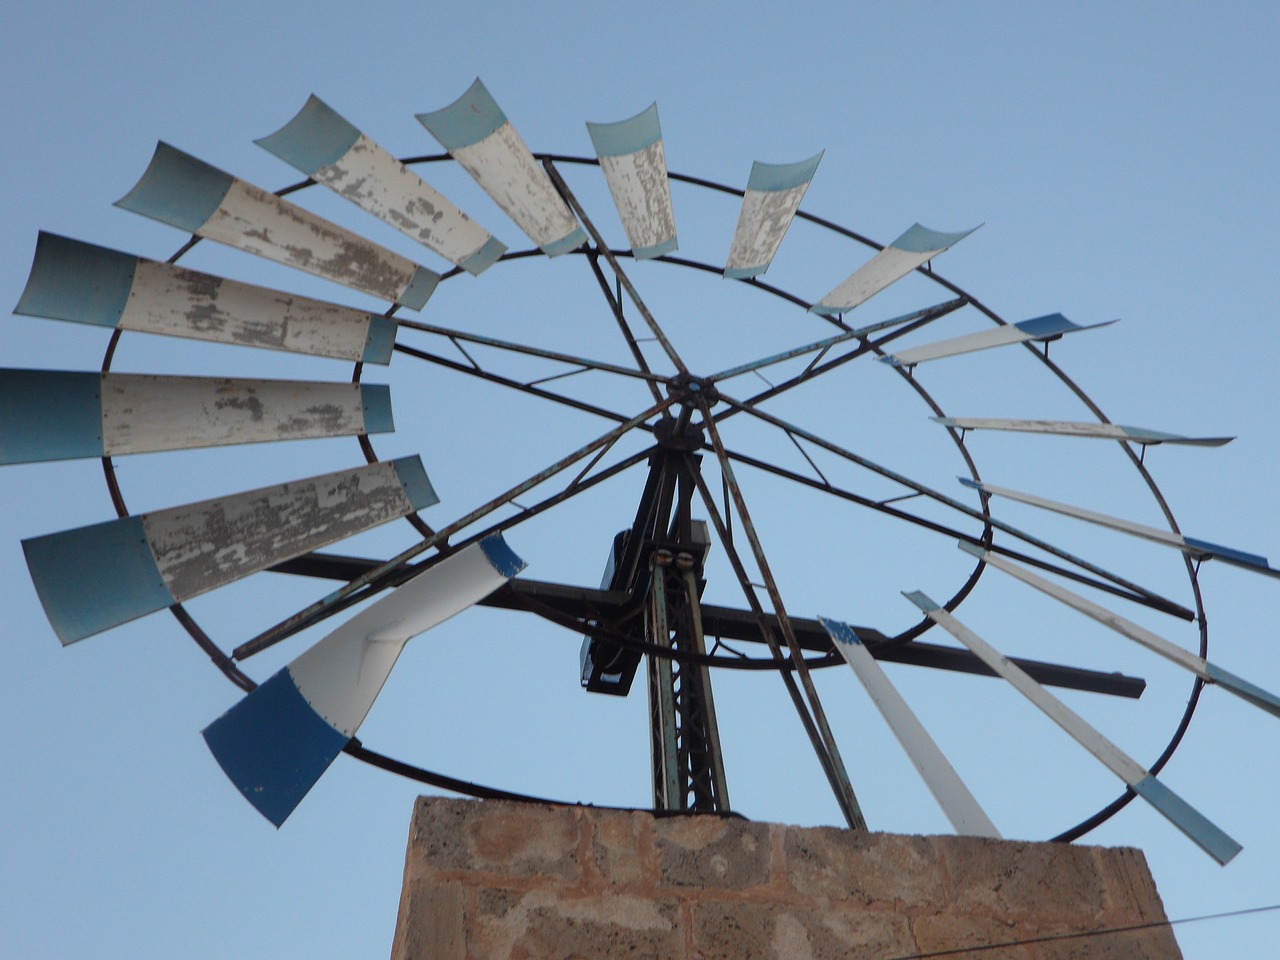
[960,477,1279,578]
[724,153,822,279]
[257,95,506,275]
[936,417,1234,447]
[202,534,525,826]
[586,103,676,259]
[902,590,1241,864]
[811,222,978,316]
[821,616,1000,838]
[23,457,435,644]
[416,79,585,256]
[15,233,397,363]
[0,369,392,463]
[960,542,1280,719]
[882,313,1117,367]
[115,143,440,308]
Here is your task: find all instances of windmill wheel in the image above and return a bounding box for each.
[9,81,1277,860]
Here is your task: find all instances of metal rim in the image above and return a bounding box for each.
[94,151,1208,840]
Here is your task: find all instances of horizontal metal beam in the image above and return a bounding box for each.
[268,554,1145,698]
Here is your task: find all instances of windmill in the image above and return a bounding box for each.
[6,79,1277,866]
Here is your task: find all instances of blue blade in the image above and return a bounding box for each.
[202,668,350,827]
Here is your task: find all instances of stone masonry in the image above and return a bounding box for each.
[391,797,1182,960]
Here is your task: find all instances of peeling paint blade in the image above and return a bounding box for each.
[22,457,436,644]
[820,616,1000,838]
[0,369,393,463]
[586,104,676,260]
[724,153,822,278]
[934,417,1233,447]
[115,143,440,309]
[416,78,585,257]
[958,542,1280,719]
[257,95,506,275]
[15,233,397,363]
[811,222,978,316]
[958,477,1279,578]
[901,590,1241,864]
[202,534,526,826]
[881,313,1117,367]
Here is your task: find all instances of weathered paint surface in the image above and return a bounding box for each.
[99,375,389,456]
[205,179,438,307]
[418,81,584,256]
[724,155,822,278]
[13,233,394,362]
[588,106,676,259]
[257,96,507,274]
[450,124,585,255]
[21,457,434,643]
[127,259,395,361]
[812,223,977,315]
[144,457,434,602]
[203,534,525,825]
[116,143,439,308]
[597,143,676,258]
[935,417,1234,446]
[820,616,1000,838]
[4,370,386,463]
[903,590,1241,864]
[314,134,507,273]
[883,314,1117,367]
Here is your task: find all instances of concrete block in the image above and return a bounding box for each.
[391,798,1182,960]
[691,900,915,960]
[470,888,684,960]
[939,835,1106,916]
[784,826,945,908]
[655,815,770,890]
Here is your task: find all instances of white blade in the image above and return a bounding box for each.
[15,233,398,363]
[257,95,506,275]
[116,143,440,308]
[960,542,1280,719]
[23,457,435,645]
[882,313,1117,367]
[417,79,585,256]
[811,222,977,316]
[960,476,1280,578]
[0,370,392,463]
[901,590,1240,864]
[724,153,822,279]
[586,103,676,259]
[935,417,1234,447]
[202,535,526,826]
[821,616,1000,838]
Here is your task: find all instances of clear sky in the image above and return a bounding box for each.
[2,3,1278,958]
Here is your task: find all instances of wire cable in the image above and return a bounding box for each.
[881,901,1280,960]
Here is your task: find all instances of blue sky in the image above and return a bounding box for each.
[2,3,1278,958]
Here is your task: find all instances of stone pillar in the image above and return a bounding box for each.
[391,797,1182,959]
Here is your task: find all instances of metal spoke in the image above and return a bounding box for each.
[392,342,638,426]
[721,446,1188,620]
[719,393,1195,621]
[585,252,667,407]
[712,303,963,425]
[543,159,690,376]
[234,395,674,660]
[709,298,965,384]
[693,407,867,830]
[253,445,663,657]
[395,315,671,386]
